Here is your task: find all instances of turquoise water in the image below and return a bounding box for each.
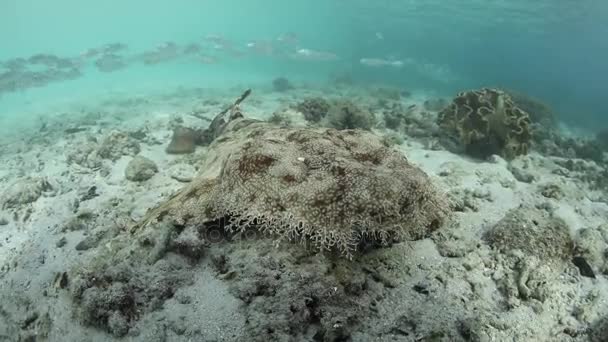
[1,0,607,129]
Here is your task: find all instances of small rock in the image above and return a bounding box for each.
[80,186,99,202]
[75,231,105,251]
[107,311,130,337]
[125,156,158,182]
[56,237,67,248]
[2,177,53,209]
[62,217,88,232]
[21,311,39,329]
[169,316,187,335]
[0,217,8,225]
[98,131,141,161]
[572,256,595,278]
[508,164,536,183]
[168,164,196,182]
[539,183,564,199]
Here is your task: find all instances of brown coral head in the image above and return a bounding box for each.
[166,126,198,154]
[437,88,532,160]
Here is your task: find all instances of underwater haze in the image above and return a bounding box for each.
[1,0,607,130]
[5,1,608,341]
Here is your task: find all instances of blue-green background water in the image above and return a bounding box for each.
[1,0,607,130]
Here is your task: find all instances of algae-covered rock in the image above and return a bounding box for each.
[325,100,375,131]
[437,88,532,160]
[225,246,383,341]
[574,224,608,275]
[98,131,141,160]
[484,208,575,304]
[125,156,158,182]
[1,177,53,209]
[71,254,195,337]
[294,97,330,123]
[484,207,573,261]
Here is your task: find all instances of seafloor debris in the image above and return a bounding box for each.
[97,131,141,161]
[221,244,390,341]
[66,131,141,169]
[70,245,196,337]
[437,88,532,160]
[1,177,54,209]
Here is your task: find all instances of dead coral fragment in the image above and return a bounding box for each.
[98,131,141,160]
[2,177,53,209]
[146,124,449,258]
[437,88,532,160]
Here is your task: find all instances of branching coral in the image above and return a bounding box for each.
[437,88,532,160]
[136,121,449,258]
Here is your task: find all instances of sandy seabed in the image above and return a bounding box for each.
[1,82,607,342]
